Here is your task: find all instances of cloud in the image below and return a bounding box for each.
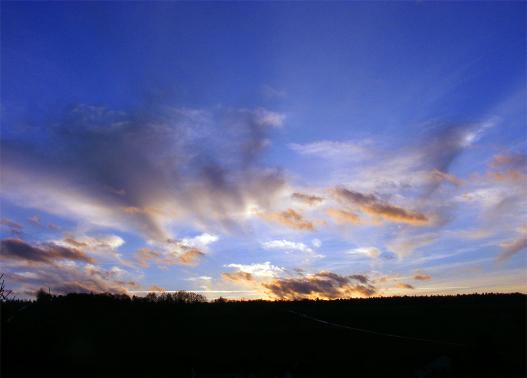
[185,276,212,282]
[261,209,316,231]
[349,274,369,284]
[260,240,324,260]
[148,285,166,292]
[291,192,324,206]
[0,218,23,237]
[135,233,216,268]
[331,187,429,225]
[221,271,254,282]
[489,153,527,169]
[0,104,286,240]
[178,233,219,248]
[135,244,205,268]
[326,208,361,224]
[413,271,432,281]
[387,233,438,258]
[261,240,314,254]
[289,140,369,160]
[62,234,125,251]
[263,271,376,300]
[395,283,415,289]
[431,169,462,187]
[47,223,61,231]
[262,85,286,99]
[497,225,527,262]
[135,248,162,268]
[1,238,95,265]
[486,153,527,184]
[224,262,284,278]
[7,262,139,297]
[177,248,205,265]
[250,108,286,128]
[348,247,381,259]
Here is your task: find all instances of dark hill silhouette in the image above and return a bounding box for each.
[1,292,525,378]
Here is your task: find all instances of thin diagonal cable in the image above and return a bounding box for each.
[288,310,466,347]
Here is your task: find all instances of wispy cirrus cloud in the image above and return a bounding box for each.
[387,233,438,258]
[0,104,287,241]
[348,247,381,260]
[497,225,527,262]
[289,140,370,161]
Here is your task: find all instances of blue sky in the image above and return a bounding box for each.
[1,2,526,299]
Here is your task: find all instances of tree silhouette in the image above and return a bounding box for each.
[0,274,13,301]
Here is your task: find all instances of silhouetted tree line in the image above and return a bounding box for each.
[24,289,527,306]
[2,289,525,378]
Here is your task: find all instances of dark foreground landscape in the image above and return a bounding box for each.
[1,293,525,378]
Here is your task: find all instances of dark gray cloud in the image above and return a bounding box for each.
[1,238,95,265]
[349,274,369,284]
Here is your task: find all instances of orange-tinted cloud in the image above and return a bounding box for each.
[135,245,205,267]
[326,208,361,224]
[221,271,254,282]
[148,285,166,292]
[177,248,205,264]
[489,153,527,169]
[331,187,429,225]
[488,170,527,183]
[487,153,527,184]
[262,209,316,231]
[263,271,376,300]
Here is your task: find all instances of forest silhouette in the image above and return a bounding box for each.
[1,291,525,378]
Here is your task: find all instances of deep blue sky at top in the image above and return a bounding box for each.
[2,2,525,146]
[1,2,526,298]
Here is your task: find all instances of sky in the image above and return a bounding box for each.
[1,2,526,300]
